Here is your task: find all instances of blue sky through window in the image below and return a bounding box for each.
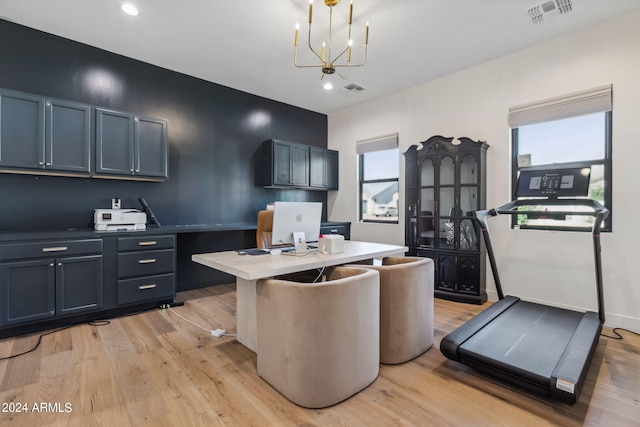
[518,113,605,165]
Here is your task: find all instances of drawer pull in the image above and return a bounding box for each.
[138,258,157,264]
[138,284,157,290]
[138,241,158,246]
[42,246,68,252]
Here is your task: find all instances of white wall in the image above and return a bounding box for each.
[327,11,640,331]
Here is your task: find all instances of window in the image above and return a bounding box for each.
[357,133,399,223]
[509,85,612,231]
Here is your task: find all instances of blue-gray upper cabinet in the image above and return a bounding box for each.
[136,116,169,179]
[256,139,310,188]
[0,89,91,175]
[309,146,339,190]
[95,108,168,181]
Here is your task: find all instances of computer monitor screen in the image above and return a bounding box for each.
[271,201,322,246]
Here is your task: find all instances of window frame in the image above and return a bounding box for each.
[510,110,612,232]
[358,148,400,224]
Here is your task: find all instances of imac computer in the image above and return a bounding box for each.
[271,201,322,250]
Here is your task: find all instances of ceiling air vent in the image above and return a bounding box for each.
[525,0,573,24]
[339,83,365,95]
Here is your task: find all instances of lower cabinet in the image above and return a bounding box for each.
[319,222,351,240]
[116,235,176,306]
[0,239,103,326]
[0,233,176,334]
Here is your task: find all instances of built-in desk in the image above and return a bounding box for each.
[0,221,351,337]
[192,240,407,352]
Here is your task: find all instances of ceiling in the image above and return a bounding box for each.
[1,0,639,114]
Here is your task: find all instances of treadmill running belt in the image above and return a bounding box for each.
[459,300,585,384]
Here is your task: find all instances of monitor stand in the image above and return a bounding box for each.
[293,232,307,254]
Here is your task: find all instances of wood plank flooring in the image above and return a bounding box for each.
[0,283,638,426]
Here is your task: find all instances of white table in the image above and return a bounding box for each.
[192,240,407,352]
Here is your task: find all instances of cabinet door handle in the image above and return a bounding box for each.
[42,246,68,252]
[138,284,157,290]
[138,241,157,246]
[138,258,157,264]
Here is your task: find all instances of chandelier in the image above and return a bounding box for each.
[294,0,369,79]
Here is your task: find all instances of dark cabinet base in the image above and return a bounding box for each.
[435,289,487,305]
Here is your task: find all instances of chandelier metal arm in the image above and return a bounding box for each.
[293,0,369,79]
[306,23,324,63]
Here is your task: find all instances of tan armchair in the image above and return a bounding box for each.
[354,257,434,364]
[256,266,380,408]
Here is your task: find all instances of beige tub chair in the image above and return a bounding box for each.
[256,266,380,408]
[354,256,434,364]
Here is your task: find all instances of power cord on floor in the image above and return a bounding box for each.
[0,304,161,361]
[0,325,74,361]
[162,305,235,338]
[601,327,640,340]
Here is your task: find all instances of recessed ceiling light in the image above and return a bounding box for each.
[121,4,139,16]
[323,82,333,90]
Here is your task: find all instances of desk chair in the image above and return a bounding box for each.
[256,209,274,249]
[256,266,380,408]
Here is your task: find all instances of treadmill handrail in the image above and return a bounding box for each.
[474,198,609,323]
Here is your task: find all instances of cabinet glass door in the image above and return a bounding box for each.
[439,155,456,217]
[460,154,478,184]
[419,189,435,246]
[420,158,434,185]
[439,156,455,185]
[418,158,436,247]
[460,219,479,251]
[460,186,478,217]
[439,219,456,250]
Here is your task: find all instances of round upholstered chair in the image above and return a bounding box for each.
[351,256,434,364]
[256,266,380,408]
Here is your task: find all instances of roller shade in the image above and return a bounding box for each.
[508,84,612,128]
[356,133,399,155]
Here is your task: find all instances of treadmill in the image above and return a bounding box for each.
[440,166,609,405]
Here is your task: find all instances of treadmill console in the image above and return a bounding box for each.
[516,167,591,198]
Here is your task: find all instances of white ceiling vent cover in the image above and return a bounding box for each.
[525,0,573,24]
[339,83,365,95]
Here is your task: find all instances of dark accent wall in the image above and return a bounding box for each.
[0,20,328,232]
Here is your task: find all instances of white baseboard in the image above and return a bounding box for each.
[482,290,639,332]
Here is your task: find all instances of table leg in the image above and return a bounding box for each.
[236,277,257,353]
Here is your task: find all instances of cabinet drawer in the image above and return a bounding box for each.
[117,249,175,278]
[320,224,349,238]
[117,273,175,305]
[0,239,102,261]
[117,235,175,252]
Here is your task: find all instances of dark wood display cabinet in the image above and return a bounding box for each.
[404,135,489,304]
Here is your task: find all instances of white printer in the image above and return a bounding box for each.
[94,209,147,231]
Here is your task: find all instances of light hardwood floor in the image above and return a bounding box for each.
[0,283,638,426]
